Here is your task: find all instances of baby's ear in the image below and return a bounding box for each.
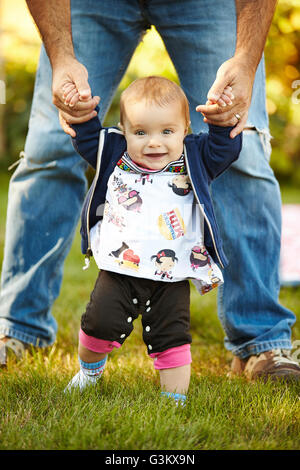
[118,122,124,134]
[185,121,191,135]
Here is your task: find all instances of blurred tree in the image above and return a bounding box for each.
[4,61,35,161]
[0,0,5,154]
[265,0,300,185]
[1,0,40,166]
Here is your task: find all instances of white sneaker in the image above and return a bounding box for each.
[64,369,99,393]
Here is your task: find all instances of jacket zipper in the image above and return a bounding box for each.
[184,144,224,269]
[83,129,106,270]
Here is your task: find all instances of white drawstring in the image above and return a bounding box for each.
[8,151,26,171]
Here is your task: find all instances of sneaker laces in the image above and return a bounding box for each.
[64,369,98,393]
[0,336,26,364]
[272,348,299,366]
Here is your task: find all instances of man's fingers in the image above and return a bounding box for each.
[60,109,98,125]
[64,122,76,138]
[201,105,247,127]
[58,95,100,116]
[52,58,92,111]
[59,107,98,136]
[59,113,76,138]
[230,113,248,138]
[207,74,232,103]
[78,88,92,101]
[69,66,91,101]
[73,95,100,115]
[196,101,237,116]
[74,77,92,101]
[203,110,248,135]
[196,103,221,114]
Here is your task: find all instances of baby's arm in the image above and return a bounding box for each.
[69,106,102,169]
[68,105,126,171]
[192,85,241,180]
[197,122,242,181]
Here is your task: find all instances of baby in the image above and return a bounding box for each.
[64,76,242,405]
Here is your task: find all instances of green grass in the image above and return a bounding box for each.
[0,172,300,450]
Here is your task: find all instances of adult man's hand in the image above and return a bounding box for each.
[196,54,256,138]
[52,56,100,136]
[25,1,99,137]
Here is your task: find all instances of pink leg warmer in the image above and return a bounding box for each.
[149,344,191,370]
[79,329,121,353]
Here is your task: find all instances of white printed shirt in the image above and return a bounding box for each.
[90,153,223,295]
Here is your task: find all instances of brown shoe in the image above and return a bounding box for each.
[0,335,27,367]
[231,349,300,382]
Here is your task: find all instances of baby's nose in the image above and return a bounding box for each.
[148,138,161,147]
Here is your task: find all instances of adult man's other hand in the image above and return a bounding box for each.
[196,54,256,138]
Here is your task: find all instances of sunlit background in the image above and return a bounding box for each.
[0,0,299,185]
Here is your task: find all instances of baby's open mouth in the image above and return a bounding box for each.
[144,153,167,158]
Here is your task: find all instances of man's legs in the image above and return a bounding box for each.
[0,46,86,347]
[0,0,148,347]
[211,132,295,358]
[147,0,296,359]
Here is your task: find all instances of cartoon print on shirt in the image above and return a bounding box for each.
[158,208,186,240]
[112,176,142,213]
[151,249,178,280]
[135,174,153,185]
[190,245,210,271]
[109,241,140,271]
[117,188,142,212]
[190,244,221,281]
[112,174,126,189]
[168,175,192,196]
[103,200,126,231]
[208,268,222,286]
[189,244,222,293]
[93,162,223,291]
[200,273,222,295]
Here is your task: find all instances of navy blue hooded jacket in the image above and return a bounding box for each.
[71,110,242,269]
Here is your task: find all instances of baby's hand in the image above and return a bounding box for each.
[206,85,234,107]
[202,86,234,123]
[62,82,80,108]
[58,84,100,137]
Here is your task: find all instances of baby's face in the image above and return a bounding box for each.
[120,98,188,170]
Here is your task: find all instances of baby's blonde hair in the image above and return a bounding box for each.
[120,76,190,128]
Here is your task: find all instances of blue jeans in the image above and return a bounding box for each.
[0,0,295,356]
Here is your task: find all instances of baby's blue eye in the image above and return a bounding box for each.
[135,130,145,135]
[163,129,173,134]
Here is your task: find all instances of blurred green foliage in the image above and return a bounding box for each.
[1,61,35,163]
[1,2,299,185]
[265,0,300,185]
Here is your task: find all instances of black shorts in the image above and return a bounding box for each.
[81,270,191,355]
